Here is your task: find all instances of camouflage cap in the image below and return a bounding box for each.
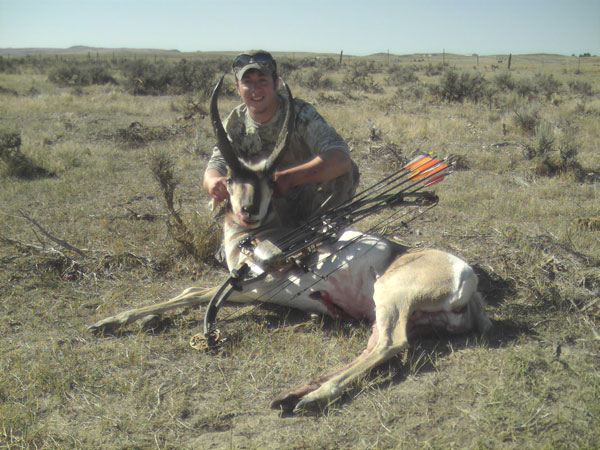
[232,50,277,81]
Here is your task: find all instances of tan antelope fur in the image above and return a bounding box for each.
[89,78,492,413]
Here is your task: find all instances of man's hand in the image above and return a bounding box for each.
[203,169,229,203]
[273,172,293,198]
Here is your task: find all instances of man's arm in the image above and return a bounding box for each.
[273,148,351,198]
[203,168,229,203]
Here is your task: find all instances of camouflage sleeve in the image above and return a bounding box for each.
[206,145,228,175]
[294,101,349,157]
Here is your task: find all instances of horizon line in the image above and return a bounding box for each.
[0,45,595,58]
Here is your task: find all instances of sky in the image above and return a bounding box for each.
[0,0,598,56]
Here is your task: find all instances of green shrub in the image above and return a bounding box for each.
[0,132,53,179]
[187,212,222,264]
[534,73,562,99]
[121,59,216,96]
[150,150,221,264]
[278,57,301,74]
[530,123,585,180]
[515,77,538,98]
[314,57,339,72]
[493,71,515,91]
[0,55,56,74]
[534,121,555,155]
[424,63,445,76]
[343,63,383,94]
[0,85,18,96]
[121,59,173,95]
[0,57,19,74]
[386,65,419,85]
[557,125,580,163]
[48,61,116,86]
[296,69,334,90]
[568,79,593,96]
[430,70,489,102]
[513,107,539,135]
[534,150,585,180]
[171,59,216,97]
[352,60,382,74]
[402,84,425,100]
[297,56,339,71]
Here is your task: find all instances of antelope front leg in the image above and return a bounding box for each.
[88,286,219,334]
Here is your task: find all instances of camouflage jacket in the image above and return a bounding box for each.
[207,94,350,174]
[207,94,359,225]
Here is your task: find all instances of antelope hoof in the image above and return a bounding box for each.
[271,393,325,415]
[294,382,343,413]
[88,321,115,335]
[271,380,323,413]
[271,384,341,414]
[293,392,332,414]
[139,314,162,330]
[270,394,301,413]
[88,315,129,335]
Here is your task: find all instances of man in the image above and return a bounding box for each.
[203,50,359,227]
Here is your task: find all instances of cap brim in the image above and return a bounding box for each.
[236,63,272,80]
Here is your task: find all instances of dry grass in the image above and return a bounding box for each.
[1,52,599,449]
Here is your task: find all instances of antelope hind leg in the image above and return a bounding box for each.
[286,296,492,413]
[271,326,381,412]
[88,286,220,334]
[291,303,409,413]
[467,291,493,334]
[277,250,493,413]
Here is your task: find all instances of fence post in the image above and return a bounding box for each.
[339,50,343,65]
[508,53,512,70]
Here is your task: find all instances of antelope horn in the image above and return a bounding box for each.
[262,78,295,174]
[210,75,243,173]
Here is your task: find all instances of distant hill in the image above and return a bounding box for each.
[0,47,350,59]
[0,46,586,59]
[0,46,182,57]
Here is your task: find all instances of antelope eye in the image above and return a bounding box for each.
[226,178,233,185]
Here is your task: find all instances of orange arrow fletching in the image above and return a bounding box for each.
[411,162,449,181]
[408,159,441,179]
[404,156,432,171]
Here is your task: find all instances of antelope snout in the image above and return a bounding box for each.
[235,204,261,228]
[241,205,258,215]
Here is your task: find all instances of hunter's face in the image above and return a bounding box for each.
[237,70,279,123]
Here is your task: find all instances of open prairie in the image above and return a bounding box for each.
[1,51,599,449]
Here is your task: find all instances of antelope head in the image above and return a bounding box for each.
[210,75,295,230]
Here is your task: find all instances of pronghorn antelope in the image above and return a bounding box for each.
[89,77,492,413]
